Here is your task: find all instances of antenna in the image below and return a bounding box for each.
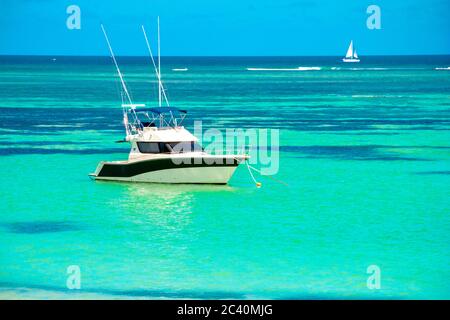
[100,24,133,105]
[141,24,170,106]
[157,16,162,107]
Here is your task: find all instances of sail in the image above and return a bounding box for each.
[345,41,353,58]
[353,50,358,59]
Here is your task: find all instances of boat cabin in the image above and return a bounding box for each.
[125,106,203,160]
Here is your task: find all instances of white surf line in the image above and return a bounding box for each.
[246,67,321,71]
[346,67,389,71]
[435,67,450,70]
[335,67,427,71]
[172,68,188,71]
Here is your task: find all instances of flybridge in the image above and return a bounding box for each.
[132,107,187,129]
[101,17,176,136]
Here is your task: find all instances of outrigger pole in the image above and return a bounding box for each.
[100,24,133,105]
[101,24,136,137]
[157,16,162,107]
[141,23,170,107]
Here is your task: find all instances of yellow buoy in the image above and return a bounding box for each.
[256,182,262,188]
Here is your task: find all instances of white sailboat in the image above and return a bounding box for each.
[342,40,360,63]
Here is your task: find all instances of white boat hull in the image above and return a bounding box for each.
[342,58,360,63]
[90,154,247,184]
[92,166,238,184]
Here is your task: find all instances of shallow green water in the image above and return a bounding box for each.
[0,56,449,299]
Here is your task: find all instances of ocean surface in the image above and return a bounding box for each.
[0,55,449,299]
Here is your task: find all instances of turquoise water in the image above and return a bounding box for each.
[0,56,449,299]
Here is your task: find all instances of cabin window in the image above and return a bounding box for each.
[137,142,202,153]
[137,142,173,153]
[159,143,172,153]
[137,142,160,153]
[169,142,203,153]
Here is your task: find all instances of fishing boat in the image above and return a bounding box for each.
[89,20,248,184]
[342,40,360,63]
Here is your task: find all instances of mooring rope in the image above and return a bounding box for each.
[246,160,261,187]
[246,162,289,187]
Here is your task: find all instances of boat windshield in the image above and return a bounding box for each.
[137,141,203,154]
[168,142,203,153]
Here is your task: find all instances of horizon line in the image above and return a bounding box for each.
[1,54,450,58]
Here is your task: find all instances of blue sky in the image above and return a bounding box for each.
[0,0,449,56]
